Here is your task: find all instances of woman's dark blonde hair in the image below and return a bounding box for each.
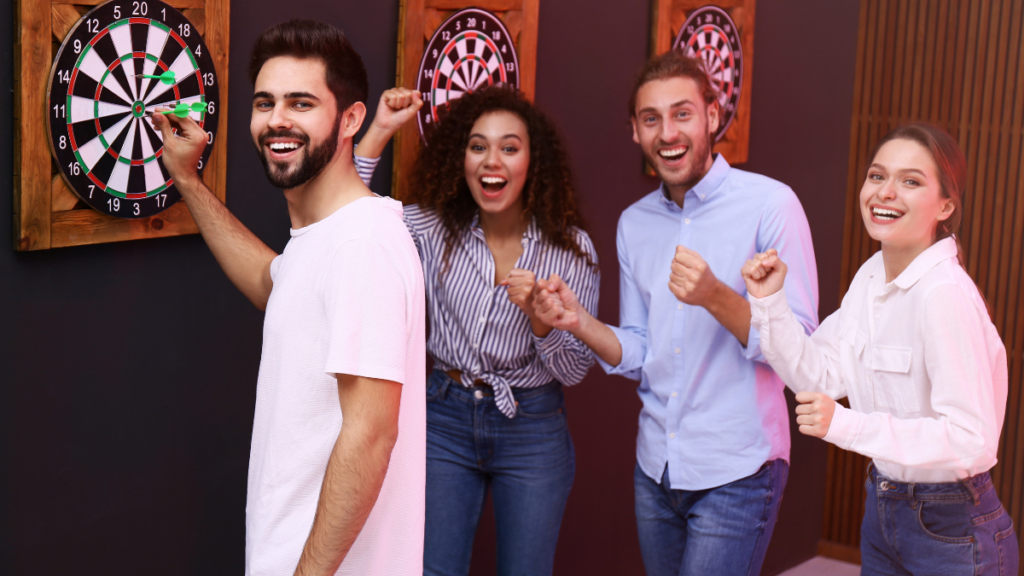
[406,86,595,273]
[867,123,967,268]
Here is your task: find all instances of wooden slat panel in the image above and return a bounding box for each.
[52,0,206,7]
[50,200,198,248]
[826,2,1024,570]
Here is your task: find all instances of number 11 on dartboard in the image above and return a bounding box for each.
[46,0,220,219]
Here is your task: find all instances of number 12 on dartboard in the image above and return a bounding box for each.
[46,0,220,219]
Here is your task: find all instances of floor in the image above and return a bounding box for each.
[778,556,860,576]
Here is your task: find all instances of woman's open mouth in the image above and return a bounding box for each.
[480,175,508,196]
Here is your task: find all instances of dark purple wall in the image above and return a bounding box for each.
[0,1,858,574]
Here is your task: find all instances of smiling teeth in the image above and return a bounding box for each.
[482,176,507,184]
[873,207,904,219]
[659,146,687,159]
[269,142,300,151]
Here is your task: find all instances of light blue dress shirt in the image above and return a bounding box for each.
[598,154,819,491]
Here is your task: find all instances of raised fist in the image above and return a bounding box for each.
[741,249,788,299]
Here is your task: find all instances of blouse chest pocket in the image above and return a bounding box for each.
[870,345,922,414]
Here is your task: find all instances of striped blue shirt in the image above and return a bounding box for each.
[354,154,600,417]
[404,204,599,418]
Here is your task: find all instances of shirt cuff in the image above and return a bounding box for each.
[532,327,569,362]
[595,325,636,376]
[823,403,862,450]
[747,288,789,356]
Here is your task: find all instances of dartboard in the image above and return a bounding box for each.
[416,8,519,143]
[46,0,219,219]
[673,6,742,142]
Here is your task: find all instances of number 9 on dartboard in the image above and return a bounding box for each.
[46,0,219,219]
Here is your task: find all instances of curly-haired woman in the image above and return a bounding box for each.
[355,86,599,576]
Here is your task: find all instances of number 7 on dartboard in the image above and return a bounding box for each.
[46,0,219,219]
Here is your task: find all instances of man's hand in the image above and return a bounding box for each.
[794,391,836,438]
[668,246,720,307]
[533,274,584,332]
[151,109,206,193]
[357,88,423,159]
[742,249,788,299]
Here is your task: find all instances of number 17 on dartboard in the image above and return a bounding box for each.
[46,0,219,219]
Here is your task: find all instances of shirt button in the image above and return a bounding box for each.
[474,390,483,400]
[699,194,705,200]
[479,317,485,323]
[672,392,678,398]
[678,303,683,310]
[684,219,691,225]
[675,348,681,354]
[669,433,676,439]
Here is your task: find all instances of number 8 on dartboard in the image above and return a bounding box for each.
[46,0,219,219]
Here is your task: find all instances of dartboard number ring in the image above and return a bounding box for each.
[673,5,742,142]
[46,0,219,219]
[416,8,519,143]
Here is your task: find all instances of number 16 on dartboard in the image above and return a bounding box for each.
[46,0,219,219]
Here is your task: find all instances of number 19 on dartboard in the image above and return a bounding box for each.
[46,0,219,219]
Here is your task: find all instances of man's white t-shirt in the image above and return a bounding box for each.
[245,195,426,575]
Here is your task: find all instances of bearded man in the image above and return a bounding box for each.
[531,51,820,576]
[153,20,425,576]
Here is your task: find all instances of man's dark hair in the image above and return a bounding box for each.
[248,20,368,113]
[628,50,718,117]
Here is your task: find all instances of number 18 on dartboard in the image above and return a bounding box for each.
[46,0,219,219]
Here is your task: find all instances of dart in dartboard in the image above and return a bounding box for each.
[46,0,219,219]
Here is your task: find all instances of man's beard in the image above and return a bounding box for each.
[645,131,713,192]
[257,119,341,189]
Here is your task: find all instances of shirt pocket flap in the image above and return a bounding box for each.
[839,322,869,358]
[871,345,913,373]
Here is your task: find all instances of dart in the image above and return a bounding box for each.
[151,101,207,118]
[134,70,176,85]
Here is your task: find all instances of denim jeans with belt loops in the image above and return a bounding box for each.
[862,463,1019,575]
[422,369,575,576]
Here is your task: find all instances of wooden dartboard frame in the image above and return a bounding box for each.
[650,0,755,164]
[392,0,539,200]
[13,0,229,251]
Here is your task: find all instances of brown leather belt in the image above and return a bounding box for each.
[445,369,491,389]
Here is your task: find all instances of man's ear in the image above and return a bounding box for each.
[341,101,368,140]
[707,101,720,136]
[631,116,640,145]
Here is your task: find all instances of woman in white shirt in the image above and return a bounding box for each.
[741,123,1017,575]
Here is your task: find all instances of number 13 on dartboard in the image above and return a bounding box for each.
[46,0,219,219]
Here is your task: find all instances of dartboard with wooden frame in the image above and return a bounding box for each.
[650,0,755,164]
[393,0,539,200]
[14,0,229,251]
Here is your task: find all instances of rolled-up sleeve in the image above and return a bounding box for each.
[597,219,646,381]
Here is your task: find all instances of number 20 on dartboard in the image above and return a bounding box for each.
[46,0,219,219]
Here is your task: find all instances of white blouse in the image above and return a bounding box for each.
[749,237,1008,483]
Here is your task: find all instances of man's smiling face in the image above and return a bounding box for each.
[631,76,719,192]
[250,56,341,189]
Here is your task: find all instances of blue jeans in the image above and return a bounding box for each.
[634,459,788,576]
[861,464,1019,575]
[423,370,575,576]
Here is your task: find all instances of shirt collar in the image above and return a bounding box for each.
[871,236,960,290]
[658,153,731,207]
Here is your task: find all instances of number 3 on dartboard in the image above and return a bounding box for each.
[45,0,220,219]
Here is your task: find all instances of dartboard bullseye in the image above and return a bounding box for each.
[46,0,219,219]
[673,5,742,142]
[416,8,519,143]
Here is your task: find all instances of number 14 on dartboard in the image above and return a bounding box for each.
[47,0,220,219]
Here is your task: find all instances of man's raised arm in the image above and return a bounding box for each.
[152,111,277,310]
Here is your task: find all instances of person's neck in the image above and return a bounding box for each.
[283,140,371,229]
[663,153,715,209]
[880,236,933,283]
[478,203,526,244]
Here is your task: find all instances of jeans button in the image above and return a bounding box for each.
[474,390,483,400]
[879,480,889,491]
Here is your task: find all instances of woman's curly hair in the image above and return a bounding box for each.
[406,86,595,272]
